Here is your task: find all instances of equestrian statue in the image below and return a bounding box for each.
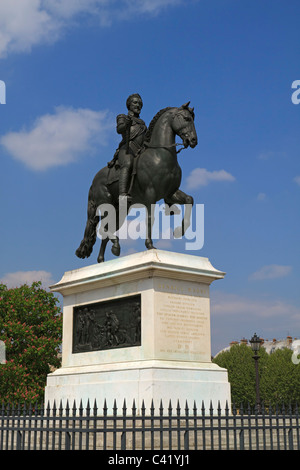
[75,93,198,263]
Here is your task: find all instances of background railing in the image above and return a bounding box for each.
[1,399,299,450]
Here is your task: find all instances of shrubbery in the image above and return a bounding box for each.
[0,282,62,404]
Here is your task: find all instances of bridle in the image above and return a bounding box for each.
[142,109,193,154]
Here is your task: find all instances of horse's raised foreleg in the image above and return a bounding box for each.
[145,203,156,250]
[164,189,194,238]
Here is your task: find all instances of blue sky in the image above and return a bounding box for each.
[0,0,299,355]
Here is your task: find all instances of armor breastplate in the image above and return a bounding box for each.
[117,114,147,153]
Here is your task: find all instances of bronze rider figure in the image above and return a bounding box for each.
[112,93,147,200]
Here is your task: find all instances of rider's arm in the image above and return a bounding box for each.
[116,114,131,135]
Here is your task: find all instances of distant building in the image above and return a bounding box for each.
[215,336,300,357]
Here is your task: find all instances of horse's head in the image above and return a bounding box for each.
[172,102,198,149]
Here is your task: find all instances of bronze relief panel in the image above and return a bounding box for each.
[73,294,141,353]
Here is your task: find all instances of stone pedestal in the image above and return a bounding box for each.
[45,250,231,413]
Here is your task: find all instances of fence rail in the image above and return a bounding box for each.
[1,400,299,451]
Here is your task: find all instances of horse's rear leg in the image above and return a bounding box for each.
[97,207,121,262]
[97,238,109,263]
[75,197,99,259]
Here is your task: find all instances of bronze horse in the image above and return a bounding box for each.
[75,102,198,263]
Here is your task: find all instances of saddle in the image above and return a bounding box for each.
[107,145,143,186]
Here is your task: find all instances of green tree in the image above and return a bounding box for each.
[213,343,268,407]
[213,343,300,407]
[0,281,62,404]
[259,348,300,408]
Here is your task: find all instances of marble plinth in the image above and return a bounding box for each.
[45,250,231,413]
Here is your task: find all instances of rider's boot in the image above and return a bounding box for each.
[119,168,132,204]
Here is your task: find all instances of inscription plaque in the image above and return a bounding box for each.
[73,295,141,353]
[155,290,211,361]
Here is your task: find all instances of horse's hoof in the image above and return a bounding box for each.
[111,243,120,257]
[165,204,181,216]
[145,240,156,250]
[174,226,183,238]
[97,256,104,263]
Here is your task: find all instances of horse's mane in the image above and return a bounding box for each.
[144,106,173,143]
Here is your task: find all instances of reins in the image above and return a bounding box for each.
[143,142,187,154]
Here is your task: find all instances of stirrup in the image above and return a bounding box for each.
[119,194,132,204]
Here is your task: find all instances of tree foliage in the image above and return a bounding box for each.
[213,343,300,407]
[0,282,62,404]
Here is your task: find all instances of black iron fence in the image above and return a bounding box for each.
[1,399,299,451]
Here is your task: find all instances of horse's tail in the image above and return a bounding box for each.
[75,187,99,259]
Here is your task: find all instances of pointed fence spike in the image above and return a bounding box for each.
[150,399,155,415]
[93,399,98,415]
[86,399,91,416]
[59,399,63,414]
[122,398,127,415]
[159,399,164,415]
[185,400,189,414]
[103,399,108,416]
[113,399,118,416]
[225,400,229,413]
[72,399,77,415]
[282,401,286,413]
[132,398,136,413]
[269,402,273,415]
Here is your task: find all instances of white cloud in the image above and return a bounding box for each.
[1,106,114,170]
[294,176,300,186]
[0,0,61,58]
[211,291,300,320]
[0,0,182,58]
[249,264,292,281]
[119,0,182,15]
[44,0,181,18]
[257,192,267,201]
[0,270,55,289]
[258,151,286,160]
[186,167,235,190]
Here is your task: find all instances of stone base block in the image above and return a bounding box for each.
[45,360,230,413]
[45,250,231,414]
